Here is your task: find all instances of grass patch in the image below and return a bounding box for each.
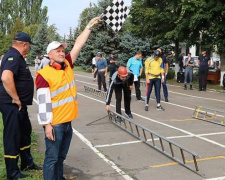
[73,66,85,72]
[0,114,44,180]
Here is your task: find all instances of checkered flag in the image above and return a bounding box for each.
[102,0,130,32]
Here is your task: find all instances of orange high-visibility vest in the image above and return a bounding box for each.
[36,60,78,125]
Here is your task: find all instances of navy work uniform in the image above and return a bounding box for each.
[198,54,210,91]
[0,47,35,179]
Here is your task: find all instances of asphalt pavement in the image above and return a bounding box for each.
[29,67,225,180]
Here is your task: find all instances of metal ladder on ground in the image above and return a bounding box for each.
[192,106,225,126]
[108,111,205,177]
[84,85,107,99]
[83,85,205,177]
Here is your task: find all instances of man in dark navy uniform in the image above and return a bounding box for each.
[0,32,41,179]
[198,49,211,91]
[108,53,117,84]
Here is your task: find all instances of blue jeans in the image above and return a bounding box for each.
[43,122,73,180]
[146,78,161,104]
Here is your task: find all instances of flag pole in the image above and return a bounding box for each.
[89,13,104,28]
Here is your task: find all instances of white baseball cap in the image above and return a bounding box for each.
[47,41,67,54]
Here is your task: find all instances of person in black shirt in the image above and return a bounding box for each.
[106,66,134,119]
[178,53,185,72]
[108,53,117,84]
[198,50,211,91]
[0,32,41,179]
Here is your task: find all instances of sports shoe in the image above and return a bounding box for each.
[145,105,148,111]
[156,105,165,111]
[165,98,169,102]
[126,113,133,119]
[137,97,145,102]
[115,116,123,123]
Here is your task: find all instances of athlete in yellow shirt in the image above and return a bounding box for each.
[145,50,165,111]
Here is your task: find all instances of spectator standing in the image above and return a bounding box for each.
[38,55,50,70]
[0,32,41,179]
[198,49,211,91]
[106,66,134,119]
[93,52,108,92]
[35,17,100,180]
[92,55,98,81]
[108,53,117,84]
[184,53,194,90]
[145,50,165,111]
[34,56,40,71]
[127,51,144,101]
[178,53,185,72]
[157,48,169,102]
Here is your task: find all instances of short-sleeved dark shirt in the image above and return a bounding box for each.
[161,55,168,69]
[198,55,210,68]
[109,56,116,68]
[0,47,34,105]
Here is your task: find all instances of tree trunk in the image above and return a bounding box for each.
[174,40,179,64]
[220,52,225,71]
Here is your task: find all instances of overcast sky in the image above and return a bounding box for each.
[42,0,131,37]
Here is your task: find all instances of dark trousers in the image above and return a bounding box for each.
[146,78,161,104]
[179,62,184,72]
[97,72,107,91]
[109,66,117,84]
[0,104,34,179]
[134,76,141,99]
[114,84,131,115]
[162,76,168,99]
[199,67,209,90]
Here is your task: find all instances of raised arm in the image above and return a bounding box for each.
[70,17,101,64]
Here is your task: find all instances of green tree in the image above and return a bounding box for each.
[129,0,190,62]
[29,21,50,62]
[10,18,24,39]
[48,24,62,42]
[23,24,40,40]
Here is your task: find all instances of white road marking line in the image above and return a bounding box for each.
[95,132,225,148]
[78,93,225,149]
[168,90,225,103]
[33,97,133,180]
[75,80,223,117]
[75,73,224,96]
[95,135,193,148]
[205,176,225,180]
[72,128,134,180]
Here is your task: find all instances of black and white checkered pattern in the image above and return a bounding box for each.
[37,88,53,125]
[102,0,130,32]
